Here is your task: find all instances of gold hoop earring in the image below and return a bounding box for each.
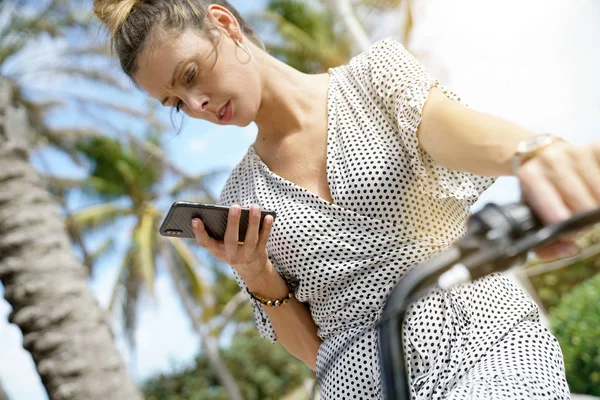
[235,38,253,58]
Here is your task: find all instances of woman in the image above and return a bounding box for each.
[94,0,599,398]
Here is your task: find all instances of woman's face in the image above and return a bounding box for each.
[134,28,262,127]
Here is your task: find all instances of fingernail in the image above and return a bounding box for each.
[231,206,240,216]
[558,244,579,258]
[192,219,199,229]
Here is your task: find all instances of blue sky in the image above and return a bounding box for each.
[1,0,599,398]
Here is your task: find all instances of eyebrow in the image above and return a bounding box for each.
[160,57,192,106]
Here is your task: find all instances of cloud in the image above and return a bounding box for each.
[187,137,210,154]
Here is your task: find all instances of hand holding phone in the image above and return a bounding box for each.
[159,201,276,241]
[159,201,277,281]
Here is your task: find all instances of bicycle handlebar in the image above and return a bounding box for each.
[378,203,600,400]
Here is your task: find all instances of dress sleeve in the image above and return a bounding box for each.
[362,38,495,203]
[217,173,278,343]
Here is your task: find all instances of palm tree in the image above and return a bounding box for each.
[55,132,244,400]
[0,78,143,399]
[359,0,414,46]
[1,0,256,396]
[322,0,372,52]
[0,0,162,398]
[257,0,353,73]
[322,0,414,50]
[0,0,172,268]
[0,379,9,400]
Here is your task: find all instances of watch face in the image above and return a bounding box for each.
[520,134,554,153]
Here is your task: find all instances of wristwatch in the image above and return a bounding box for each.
[512,133,565,175]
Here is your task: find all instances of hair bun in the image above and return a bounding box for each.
[93,0,143,35]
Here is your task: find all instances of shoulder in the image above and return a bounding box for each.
[217,148,254,206]
[343,37,414,71]
[333,37,406,69]
[332,37,432,95]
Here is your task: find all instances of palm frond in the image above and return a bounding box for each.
[66,202,132,232]
[89,236,117,265]
[257,0,352,73]
[133,210,156,294]
[44,176,86,197]
[360,0,403,11]
[65,94,153,120]
[167,171,222,200]
[42,67,131,92]
[208,290,250,338]
[0,41,28,66]
[76,135,164,200]
[159,239,204,335]
[262,10,320,54]
[107,249,133,314]
[167,237,210,310]
[108,240,143,352]
[61,43,113,59]
[123,252,141,352]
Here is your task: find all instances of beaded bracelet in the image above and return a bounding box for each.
[247,274,295,307]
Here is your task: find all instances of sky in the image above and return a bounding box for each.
[1,0,599,398]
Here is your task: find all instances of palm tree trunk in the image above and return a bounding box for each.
[0,79,143,400]
[0,379,9,400]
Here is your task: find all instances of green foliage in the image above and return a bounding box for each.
[550,272,600,396]
[143,329,313,400]
[75,134,162,202]
[529,257,600,312]
[258,0,352,73]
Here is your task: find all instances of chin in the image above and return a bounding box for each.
[237,120,254,128]
[233,111,256,128]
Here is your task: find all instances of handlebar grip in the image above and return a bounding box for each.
[467,202,543,239]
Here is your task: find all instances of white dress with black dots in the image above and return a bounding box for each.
[218,38,570,399]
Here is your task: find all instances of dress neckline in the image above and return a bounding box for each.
[249,69,339,207]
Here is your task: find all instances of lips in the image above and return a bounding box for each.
[217,100,232,123]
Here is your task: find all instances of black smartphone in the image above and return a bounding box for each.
[158,201,277,241]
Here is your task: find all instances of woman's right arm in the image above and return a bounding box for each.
[191,203,322,371]
[243,261,322,371]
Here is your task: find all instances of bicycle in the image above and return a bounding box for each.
[378,202,600,399]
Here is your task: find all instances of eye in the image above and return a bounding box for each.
[185,67,196,85]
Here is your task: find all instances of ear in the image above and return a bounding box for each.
[206,4,242,42]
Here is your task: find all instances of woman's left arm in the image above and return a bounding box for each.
[418,87,600,258]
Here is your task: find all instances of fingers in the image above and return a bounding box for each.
[519,145,599,225]
[241,204,262,255]
[540,146,598,212]
[256,214,274,251]
[520,142,600,261]
[575,145,600,203]
[535,240,579,263]
[191,218,222,256]
[192,204,274,268]
[518,162,570,225]
[224,204,241,259]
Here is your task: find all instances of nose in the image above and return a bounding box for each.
[185,95,210,116]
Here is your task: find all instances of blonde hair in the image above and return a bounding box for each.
[93,0,264,78]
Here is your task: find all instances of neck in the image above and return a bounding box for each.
[254,53,329,145]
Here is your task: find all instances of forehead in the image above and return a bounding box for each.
[134,29,212,99]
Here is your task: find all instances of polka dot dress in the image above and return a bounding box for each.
[218,38,570,399]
